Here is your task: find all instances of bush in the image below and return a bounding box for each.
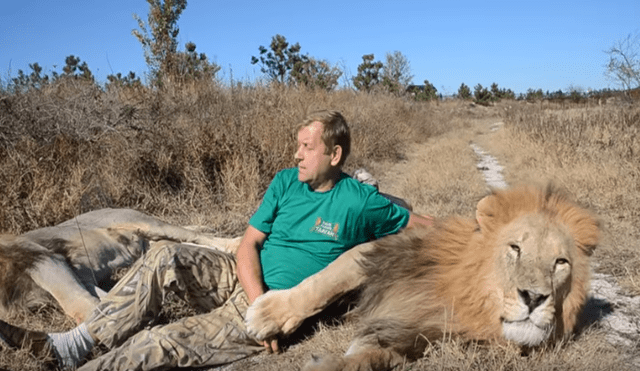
[458,83,472,100]
[473,84,493,105]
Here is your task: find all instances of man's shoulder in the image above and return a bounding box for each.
[336,173,379,199]
[271,168,299,186]
[276,167,299,178]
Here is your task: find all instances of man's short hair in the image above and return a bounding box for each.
[298,110,351,166]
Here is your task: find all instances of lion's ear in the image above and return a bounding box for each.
[559,204,601,257]
[476,195,496,233]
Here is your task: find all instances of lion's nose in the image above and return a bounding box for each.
[518,289,549,313]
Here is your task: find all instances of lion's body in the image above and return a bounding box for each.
[246,184,600,371]
[353,220,499,357]
[0,208,240,323]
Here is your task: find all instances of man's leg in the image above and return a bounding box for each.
[79,284,264,370]
[0,241,245,369]
[85,241,239,349]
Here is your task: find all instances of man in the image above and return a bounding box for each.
[0,110,432,370]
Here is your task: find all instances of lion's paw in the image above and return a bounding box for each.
[301,354,345,371]
[245,289,306,340]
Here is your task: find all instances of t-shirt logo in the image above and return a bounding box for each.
[310,217,340,240]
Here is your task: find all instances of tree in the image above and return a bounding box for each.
[132,0,219,85]
[381,51,413,94]
[174,41,220,80]
[11,56,95,91]
[490,83,500,98]
[251,34,307,84]
[525,88,544,101]
[500,88,516,100]
[567,86,586,103]
[605,32,640,93]
[549,89,564,100]
[457,83,472,100]
[106,71,142,89]
[409,80,438,101]
[353,54,383,92]
[251,35,342,90]
[290,57,342,91]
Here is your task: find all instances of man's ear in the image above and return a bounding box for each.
[330,145,342,166]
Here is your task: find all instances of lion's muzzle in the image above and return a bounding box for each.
[502,288,555,346]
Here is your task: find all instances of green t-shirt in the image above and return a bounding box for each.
[249,167,410,290]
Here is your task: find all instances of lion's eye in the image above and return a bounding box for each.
[555,258,569,265]
[509,244,520,253]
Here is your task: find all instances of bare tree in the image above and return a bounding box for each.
[605,32,640,93]
[382,51,413,93]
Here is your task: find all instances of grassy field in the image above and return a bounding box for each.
[0,80,638,370]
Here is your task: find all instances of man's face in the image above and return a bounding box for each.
[295,121,337,191]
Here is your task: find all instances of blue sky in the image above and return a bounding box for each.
[1,0,638,94]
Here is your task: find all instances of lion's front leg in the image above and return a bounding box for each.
[245,242,375,340]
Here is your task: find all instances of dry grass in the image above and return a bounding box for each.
[0,78,637,370]
[370,102,489,217]
[229,324,625,371]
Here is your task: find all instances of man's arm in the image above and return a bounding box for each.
[236,225,281,353]
[236,225,268,304]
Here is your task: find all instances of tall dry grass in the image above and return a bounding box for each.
[0,79,442,237]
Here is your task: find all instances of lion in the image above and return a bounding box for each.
[0,208,240,323]
[245,184,601,371]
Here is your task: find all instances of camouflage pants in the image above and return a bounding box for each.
[78,242,264,371]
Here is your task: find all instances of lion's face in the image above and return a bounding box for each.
[494,213,575,346]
